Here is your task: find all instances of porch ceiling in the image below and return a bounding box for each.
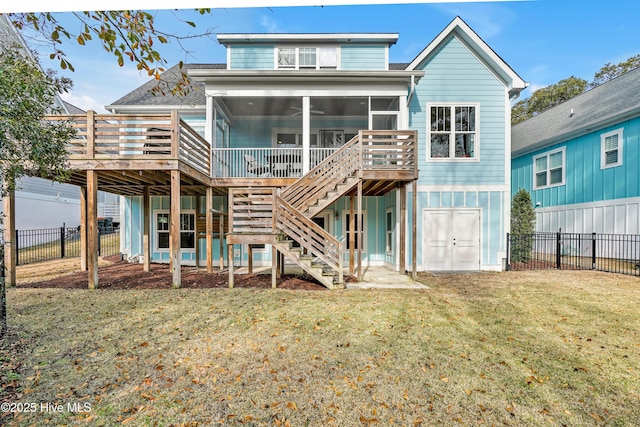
[220,96,369,117]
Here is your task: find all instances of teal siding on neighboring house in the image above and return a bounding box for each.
[229,45,274,70]
[341,45,387,70]
[409,36,507,186]
[511,116,640,207]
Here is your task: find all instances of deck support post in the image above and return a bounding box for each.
[349,192,355,276]
[87,170,98,289]
[412,180,417,280]
[271,246,277,288]
[357,180,363,281]
[143,186,151,272]
[248,245,253,274]
[399,185,406,274]
[228,244,234,288]
[206,187,213,273]
[195,194,201,268]
[3,190,16,287]
[170,170,181,288]
[80,186,88,271]
[219,201,225,271]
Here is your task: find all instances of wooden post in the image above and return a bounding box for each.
[349,192,355,276]
[412,180,417,280]
[80,186,88,271]
[219,200,224,271]
[195,194,201,268]
[143,186,151,272]
[170,170,181,288]
[3,190,16,287]
[272,246,277,289]
[86,110,95,158]
[248,245,253,274]
[399,185,406,274]
[87,170,98,289]
[228,244,234,288]
[206,187,213,273]
[171,109,180,159]
[357,180,363,282]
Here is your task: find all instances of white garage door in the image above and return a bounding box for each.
[423,209,480,271]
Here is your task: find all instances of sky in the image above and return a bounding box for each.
[5,0,640,113]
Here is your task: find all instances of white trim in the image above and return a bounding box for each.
[384,45,389,71]
[406,17,525,92]
[227,46,231,70]
[600,128,623,169]
[218,33,398,44]
[504,89,512,236]
[153,209,196,253]
[533,146,566,190]
[204,87,409,98]
[413,184,510,193]
[385,207,393,255]
[426,103,480,162]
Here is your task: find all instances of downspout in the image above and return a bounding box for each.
[406,74,416,107]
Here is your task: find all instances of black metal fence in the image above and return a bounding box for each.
[507,231,640,276]
[14,225,120,265]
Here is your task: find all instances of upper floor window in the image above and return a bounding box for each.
[428,105,478,160]
[533,147,565,189]
[276,47,338,70]
[601,128,623,169]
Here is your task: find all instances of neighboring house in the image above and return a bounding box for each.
[103,16,525,281]
[511,67,640,235]
[0,15,120,231]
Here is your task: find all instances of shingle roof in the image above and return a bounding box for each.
[389,63,409,70]
[512,67,640,155]
[107,63,225,108]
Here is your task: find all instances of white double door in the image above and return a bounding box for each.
[423,209,480,271]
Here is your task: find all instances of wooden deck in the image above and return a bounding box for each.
[3,111,418,290]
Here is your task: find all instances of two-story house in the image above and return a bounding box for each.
[512,67,640,235]
[2,17,525,289]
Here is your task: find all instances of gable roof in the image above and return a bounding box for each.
[106,63,224,111]
[406,16,526,99]
[512,66,640,155]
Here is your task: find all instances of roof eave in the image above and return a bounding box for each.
[188,69,425,83]
[217,33,399,45]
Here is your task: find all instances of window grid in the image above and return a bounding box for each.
[428,105,477,159]
[533,148,565,189]
[276,47,338,70]
[155,211,196,250]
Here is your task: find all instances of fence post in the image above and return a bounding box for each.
[15,230,19,267]
[556,229,562,269]
[97,228,102,256]
[60,226,66,259]
[592,232,596,270]
[505,233,511,271]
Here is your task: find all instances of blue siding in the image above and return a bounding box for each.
[341,45,386,70]
[512,116,640,207]
[409,36,507,186]
[229,45,274,70]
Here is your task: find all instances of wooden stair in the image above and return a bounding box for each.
[273,238,345,289]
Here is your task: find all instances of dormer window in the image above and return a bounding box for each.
[276,47,338,70]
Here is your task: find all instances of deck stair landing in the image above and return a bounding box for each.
[228,130,417,289]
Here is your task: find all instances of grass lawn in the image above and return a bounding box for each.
[2,269,639,426]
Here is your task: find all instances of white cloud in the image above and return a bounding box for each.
[61,92,108,113]
[434,3,515,40]
[261,15,279,33]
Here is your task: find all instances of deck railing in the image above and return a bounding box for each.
[46,111,211,176]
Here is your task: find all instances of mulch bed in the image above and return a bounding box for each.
[19,256,330,291]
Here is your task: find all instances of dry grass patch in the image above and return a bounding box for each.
[15,257,114,285]
[3,270,640,426]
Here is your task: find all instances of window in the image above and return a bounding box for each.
[533,148,565,189]
[601,128,623,169]
[155,212,196,250]
[344,212,366,251]
[276,47,338,70]
[428,105,478,159]
[385,209,393,254]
